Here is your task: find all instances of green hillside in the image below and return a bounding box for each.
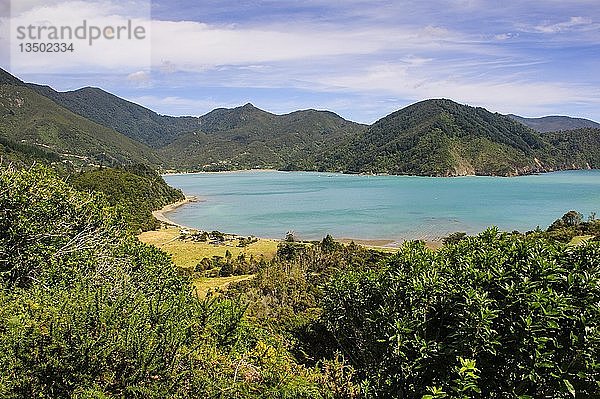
[0,136,62,168]
[161,103,366,171]
[1,164,598,397]
[508,114,600,133]
[4,68,600,176]
[29,84,201,148]
[0,78,161,167]
[70,164,185,232]
[545,128,600,169]
[324,99,555,176]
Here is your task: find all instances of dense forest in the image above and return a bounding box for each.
[0,164,598,398]
[2,68,600,176]
[0,76,160,168]
[70,164,185,232]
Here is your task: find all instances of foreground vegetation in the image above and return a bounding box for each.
[0,164,598,398]
[70,165,185,232]
[0,165,338,397]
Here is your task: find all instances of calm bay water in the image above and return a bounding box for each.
[163,170,600,242]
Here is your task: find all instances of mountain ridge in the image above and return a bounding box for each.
[322,99,556,176]
[27,83,201,148]
[0,71,161,166]
[2,68,598,176]
[508,114,600,133]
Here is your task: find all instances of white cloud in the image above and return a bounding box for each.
[2,0,599,123]
[312,60,600,118]
[149,21,468,73]
[531,16,595,34]
[494,33,516,41]
[127,70,150,82]
[2,0,480,74]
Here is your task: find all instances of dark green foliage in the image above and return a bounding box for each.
[277,241,308,261]
[327,99,553,176]
[195,253,260,277]
[0,136,61,163]
[227,242,389,360]
[70,165,184,232]
[160,104,366,171]
[443,231,468,245]
[0,165,332,398]
[0,165,121,287]
[320,235,341,253]
[549,211,584,229]
[321,229,600,398]
[508,114,600,133]
[0,79,161,167]
[210,230,225,242]
[545,128,600,169]
[29,84,200,148]
[533,210,600,243]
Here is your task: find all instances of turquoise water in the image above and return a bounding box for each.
[163,170,600,242]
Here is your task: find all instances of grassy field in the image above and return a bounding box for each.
[138,226,280,269]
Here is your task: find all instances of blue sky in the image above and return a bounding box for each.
[2,0,599,123]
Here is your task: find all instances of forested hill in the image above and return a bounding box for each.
[0,72,161,167]
[160,103,366,171]
[28,84,201,148]
[325,99,552,176]
[70,164,185,232]
[544,128,600,169]
[508,114,600,133]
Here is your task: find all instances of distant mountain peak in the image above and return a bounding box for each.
[508,114,600,133]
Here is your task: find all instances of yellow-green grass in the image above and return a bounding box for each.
[569,235,595,246]
[193,275,255,299]
[138,227,279,269]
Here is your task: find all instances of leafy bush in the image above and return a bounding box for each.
[70,164,184,232]
[322,229,600,398]
[0,165,332,398]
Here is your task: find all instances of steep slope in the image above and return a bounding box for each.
[161,103,366,170]
[508,114,600,133]
[544,128,600,169]
[0,135,62,168]
[71,164,184,231]
[331,99,552,176]
[4,68,598,175]
[0,75,161,166]
[0,69,28,87]
[28,84,201,148]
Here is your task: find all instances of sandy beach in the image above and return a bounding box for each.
[152,196,199,228]
[152,196,443,250]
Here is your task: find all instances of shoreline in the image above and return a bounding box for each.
[161,168,600,178]
[162,169,278,176]
[152,197,443,249]
[152,196,200,228]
